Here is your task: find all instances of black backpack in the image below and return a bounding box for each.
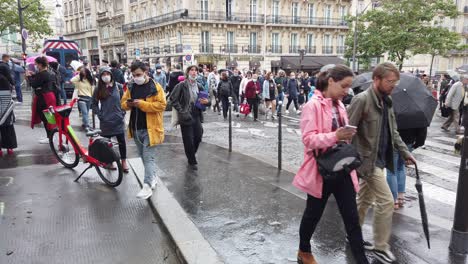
[219,81,232,96]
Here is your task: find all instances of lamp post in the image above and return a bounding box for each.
[17,0,42,66]
[352,0,375,73]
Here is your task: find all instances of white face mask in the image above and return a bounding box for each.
[102,75,111,83]
[133,76,145,85]
[252,78,257,82]
[34,65,39,72]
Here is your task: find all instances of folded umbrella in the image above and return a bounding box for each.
[391,74,437,129]
[414,163,431,249]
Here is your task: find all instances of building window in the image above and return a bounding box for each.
[272,32,280,53]
[449,57,454,69]
[339,6,346,22]
[323,34,332,54]
[227,31,234,47]
[250,0,257,22]
[226,0,233,18]
[272,0,279,23]
[81,39,87,49]
[308,4,315,24]
[292,2,299,24]
[290,33,298,53]
[306,34,315,53]
[201,31,211,52]
[201,0,208,20]
[337,35,345,54]
[324,5,332,25]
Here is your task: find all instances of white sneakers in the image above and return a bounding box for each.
[285,110,290,114]
[136,179,157,199]
[136,184,153,200]
[296,110,302,115]
[38,138,49,144]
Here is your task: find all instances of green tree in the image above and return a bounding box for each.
[347,0,459,71]
[0,0,52,46]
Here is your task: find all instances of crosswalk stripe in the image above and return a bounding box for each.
[405,176,456,206]
[424,140,455,151]
[413,148,460,166]
[414,161,459,182]
[434,136,457,144]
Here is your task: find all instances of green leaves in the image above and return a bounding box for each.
[0,0,52,44]
[347,0,460,70]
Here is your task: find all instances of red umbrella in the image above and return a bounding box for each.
[25,55,57,64]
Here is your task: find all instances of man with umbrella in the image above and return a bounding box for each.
[347,62,416,264]
[441,75,468,134]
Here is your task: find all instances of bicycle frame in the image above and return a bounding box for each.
[49,98,111,167]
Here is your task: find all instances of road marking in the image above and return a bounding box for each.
[0,202,4,224]
[405,176,456,206]
[282,115,301,122]
[413,148,460,166]
[425,140,455,151]
[0,177,13,186]
[434,136,457,144]
[414,161,459,182]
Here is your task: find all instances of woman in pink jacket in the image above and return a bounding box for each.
[293,65,369,264]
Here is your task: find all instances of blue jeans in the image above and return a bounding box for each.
[276,92,284,111]
[60,83,67,104]
[133,129,156,185]
[77,97,91,128]
[15,84,22,102]
[386,144,413,201]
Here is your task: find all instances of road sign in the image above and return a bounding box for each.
[21,29,28,40]
[185,55,192,61]
[135,49,140,56]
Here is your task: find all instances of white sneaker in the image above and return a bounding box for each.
[38,138,49,144]
[136,184,153,199]
[285,110,290,114]
[150,178,157,190]
[373,249,396,264]
[296,110,302,115]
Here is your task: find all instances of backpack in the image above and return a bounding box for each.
[48,69,61,94]
[219,81,232,96]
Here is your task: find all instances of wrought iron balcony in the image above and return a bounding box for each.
[322,46,334,54]
[191,10,264,23]
[175,44,183,53]
[220,44,238,53]
[199,44,214,53]
[143,48,150,55]
[289,45,300,53]
[163,45,171,53]
[244,45,261,54]
[152,47,160,54]
[268,45,282,54]
[266,15,347,27]
[305,46,316,54]
[336,46,346,54]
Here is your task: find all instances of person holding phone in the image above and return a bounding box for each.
[293,65,369,264]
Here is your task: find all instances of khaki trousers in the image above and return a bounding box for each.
[442,109,460,131]
[357,167,394,251]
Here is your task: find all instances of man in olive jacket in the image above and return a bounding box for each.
[347,63,416,264]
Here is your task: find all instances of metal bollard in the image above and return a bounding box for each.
[277,100,283,170]
[228,96,233,153]
[92,109,96,129]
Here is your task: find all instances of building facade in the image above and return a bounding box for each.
[62,0,99,64]
[122,0,350,71]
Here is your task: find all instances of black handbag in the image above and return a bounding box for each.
[314,142,362,181]
[441,105,452,118]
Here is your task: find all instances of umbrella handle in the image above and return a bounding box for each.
[413,162,420,180]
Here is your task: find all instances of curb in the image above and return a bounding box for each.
[128,158,224,264]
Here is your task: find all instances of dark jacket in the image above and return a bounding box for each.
[28,70,54,95]
[92,82,125,136]
[286,78,299,98]
[111,68,125,85]
[230,75,242,96]
[398,127,427,149]
[347,86,411,178]
[217,79,235,99]
[0,63,14,90]
[167,71,184,93]
[169,80,209,125]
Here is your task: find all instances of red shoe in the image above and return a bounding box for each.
[7,149,13,155]
[297,250,318,264]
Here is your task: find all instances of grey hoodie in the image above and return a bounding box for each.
[91,82,125,136]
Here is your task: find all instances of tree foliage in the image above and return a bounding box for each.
[346,0,460,70]
[0,0,52,46]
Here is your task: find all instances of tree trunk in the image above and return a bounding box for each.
[429,54,435,77]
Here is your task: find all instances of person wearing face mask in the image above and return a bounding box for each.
[262,71,278,120]
[239,71,252,103]
[217,71,235,120]
[347,63,416,264]
[169,65,210,170]
[91,67,129,173]
[26,56,57,144]
[293,65,369,264]
[121,61,166,199]
[71,67,95,131]
[285,72,301,115]
[153,65,167,91]
[244,73,262,121]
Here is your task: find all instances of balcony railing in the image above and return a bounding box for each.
[143,48,150,55]
[220,44,238,53]
[266,15,347,27]
[269,45,282,54]
[152,47,160,54]
[464,6,468,14]
[123,9,266,32]
[175,44,183,53]
[322,46,334,54]
[305,46,316,54]
[336,46,345,54]
[246,45,261,53]
[130,0,137,4]
[163,45,171,53]
[199,44,214,53]
[289,45,300,53]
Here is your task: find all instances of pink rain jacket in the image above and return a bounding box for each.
[292,90,360,199]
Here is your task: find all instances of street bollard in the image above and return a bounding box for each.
[450,106,468,255]
[277,100,283,171]
[228,96,233,153]
[92,109,96,129]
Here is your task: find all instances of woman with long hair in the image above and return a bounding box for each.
[262,71,277,120]
[71,67,95,130]
[91,67,129,172]
[293,65,369,264]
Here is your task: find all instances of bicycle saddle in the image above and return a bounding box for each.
[85,129,102,137]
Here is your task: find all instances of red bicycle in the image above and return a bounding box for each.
[44,98,123,187]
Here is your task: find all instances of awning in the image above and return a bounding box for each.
[280,56,345,71]
[249,60,261,69]
[226,60,238,68]
[271,60,281,67]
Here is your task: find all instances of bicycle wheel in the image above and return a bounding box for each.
[94,146,123,187]
[49,129,80,168]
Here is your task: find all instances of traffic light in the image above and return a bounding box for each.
[22,53,27,60]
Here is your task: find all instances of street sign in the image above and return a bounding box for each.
[185,55,192,61]
[21,29,28,40]
[135,49,140,56]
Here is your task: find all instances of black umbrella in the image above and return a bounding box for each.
[391,74,437,129]
[456,64,468,73]
[414,163,431,249]
[351,72,372,94]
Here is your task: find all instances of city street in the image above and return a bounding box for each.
[3,91,467,264]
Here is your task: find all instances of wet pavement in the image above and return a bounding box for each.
[0,124,180,264]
